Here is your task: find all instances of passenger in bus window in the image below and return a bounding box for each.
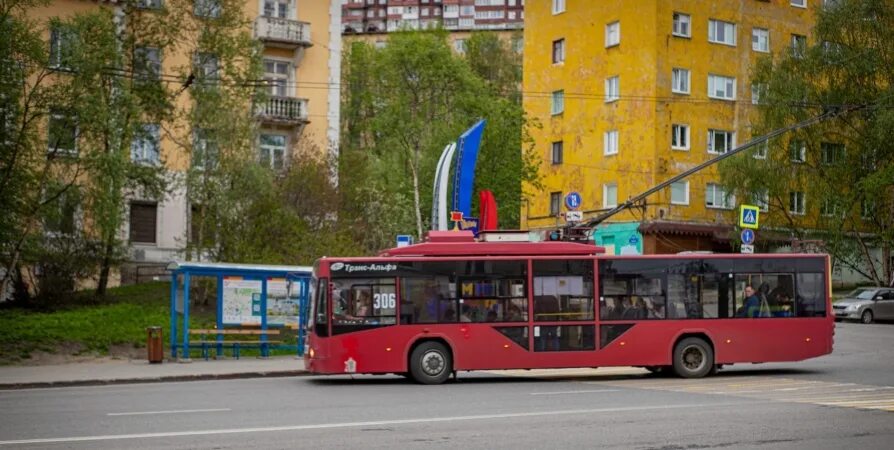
[644,297,663,319]
[506,304,523,322]
[736,285,761,318]
[485,310,498,322]
[355,291,371,317]
[460,304,473,322]
[443,308,456,322]
[773,291,794,317]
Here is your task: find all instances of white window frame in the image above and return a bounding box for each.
[790,140,806,163]
[707,129,735,155]
[820,199,839,217]
[672,68,690,94]
[751,83,766,105]
[708,74,736,100]
[135,46,161,80]
[861,199,875,219]
[604,130,618,156]
[131,123,160,165]
[791,34,807,58]
[605,21,620,47]
[604,76,619,103]
[752,27,769,52]
[755,189,769,212]
[193,129,218,171]
[671,124,690,150]
[706,183,735,210]
[551,90,564,115]
[47,112,78,156]
[552,38,565,64]
[670,181,689,205]
[603,183,618,208]
[262,0,291,19]
[259,133,287,170]
[194,0,222,18]
[789,191,806,215]
[672,12,691,38]
[552,0,565,15]
[753,141,768,159]
[708,19,736,46]
[790,0,806,8]
[549,191,562,216]
[263,58,292,97]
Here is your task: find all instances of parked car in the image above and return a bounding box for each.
[833,287,894,324]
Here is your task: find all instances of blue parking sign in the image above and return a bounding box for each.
[565,192,582,210]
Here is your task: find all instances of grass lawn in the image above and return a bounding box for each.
[0,282,217,364]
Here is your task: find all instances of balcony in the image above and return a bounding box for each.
[255,16,312,49]
[255,96,309,127]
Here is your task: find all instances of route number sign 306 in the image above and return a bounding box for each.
[374,293,396,309]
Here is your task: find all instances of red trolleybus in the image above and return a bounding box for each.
[304,232,833,384]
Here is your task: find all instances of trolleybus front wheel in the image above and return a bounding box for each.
[672,337,714,378]
[409,341,452,385]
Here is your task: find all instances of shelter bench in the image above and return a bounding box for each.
[189,329,281,360]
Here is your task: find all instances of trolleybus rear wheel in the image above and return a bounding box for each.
[672,337,714,378]
[409,341,452,385]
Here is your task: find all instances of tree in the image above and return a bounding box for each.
[719,0,894,285]
[340,29,539,249]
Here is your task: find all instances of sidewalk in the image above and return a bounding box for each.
[0,356,307,390]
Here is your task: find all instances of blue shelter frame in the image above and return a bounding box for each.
[167,262,313,360]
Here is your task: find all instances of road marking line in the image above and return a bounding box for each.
[107,408,231,416]
[529,389,620,396]
[0,402,755,446]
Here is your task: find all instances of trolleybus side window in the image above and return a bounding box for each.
[331,278,397,335]
[796,273,826,317]
[533,260,594,321]
[599,259,667,320]
[310,277,328,337]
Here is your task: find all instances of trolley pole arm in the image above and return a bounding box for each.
[580,106,860,230]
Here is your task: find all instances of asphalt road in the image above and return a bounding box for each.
[1,322,893,449]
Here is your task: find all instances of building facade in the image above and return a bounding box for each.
[342,0,524,34]
[522,0,815,254]
[23,0,341,284]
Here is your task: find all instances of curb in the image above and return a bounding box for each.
[0,370,311,390]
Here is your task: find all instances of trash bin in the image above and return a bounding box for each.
[147,326,163,364]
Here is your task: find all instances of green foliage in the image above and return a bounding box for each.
[340,29,539,249]
[719,0,894,284]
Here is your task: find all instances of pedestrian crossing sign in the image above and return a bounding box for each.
[739,204,760,229]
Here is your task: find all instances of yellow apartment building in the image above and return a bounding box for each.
[522,0,814,254]
[22,0,341,281]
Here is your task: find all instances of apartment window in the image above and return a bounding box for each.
[821,142,844,165]
[552,0,565,14]
[264,59,291,97]
[671,124,689,150]
[708,19,736,46]
[861,200,876,219]
[131,124,160,165]
[790,140,806,162]
[751,83,766,105]
[194,0,222,18]
[551,141,563,165]
[605,21,620,47]
[604,76,619,102]
[752,28,769,52]
[820,199,839,217]
[263,0,289,18]
[791,34,807,58]
[603,183,618,208]
[550,192,561,216]
[47,112,77,155]
[708,74,736,100]
[551,90,564,115]
[193,129,218,170]
[604,130,619,156]
[135,47,161,80]
[129,202,157,244]
[138,0,164,8]
[49,24,75,69]
[706,183,735,209]
[552,39,565,64]
[454,39,467,53]
[708,129,735,154]
[672,12,690,37]
[259,134,286,170]
[672,68,690,94]
[753,141,768,159]
[195,52,219,85]
[44,185,79,235]
[670,181,689,205]
[789,191,805,215]
[755,189,769,212]
[791,0,806,7]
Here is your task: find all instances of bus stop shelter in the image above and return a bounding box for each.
[167,262,313,361]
